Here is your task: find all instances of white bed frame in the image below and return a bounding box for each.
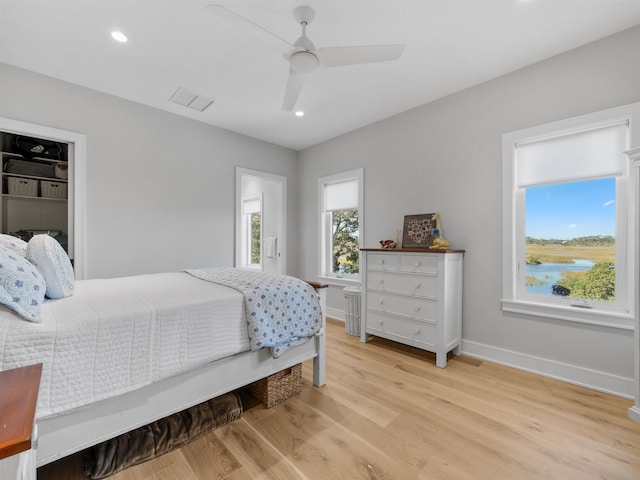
[35,285,327,467]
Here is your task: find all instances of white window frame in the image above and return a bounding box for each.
[240,195,262,270]
[318,168,364,285]
[502,103,640,330]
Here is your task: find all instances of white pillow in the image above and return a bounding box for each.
[0,246,46,322]
[0,234,27,256]
[26,234,75,299]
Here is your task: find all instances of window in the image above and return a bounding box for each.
[241,196,262,269]
[318,169,364,282]
[502,104,640,328]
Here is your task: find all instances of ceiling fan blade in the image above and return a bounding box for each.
[316,45,405,68]
[282,70,308,111]
[206,4,293,55]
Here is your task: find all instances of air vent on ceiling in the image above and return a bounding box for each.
[169,87,214,112]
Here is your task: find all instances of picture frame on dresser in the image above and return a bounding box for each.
[401,213,437,249]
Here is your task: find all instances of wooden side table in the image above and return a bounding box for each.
[0,364,42,480]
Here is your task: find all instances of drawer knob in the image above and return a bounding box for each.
[415,261,421,267]
[379,259,385,265]
[414,305,420,312]
[415,282,421,288]
[378,319,384,325]
[377,298,384,305]
[413,328,421,335]
[378,279,384,285]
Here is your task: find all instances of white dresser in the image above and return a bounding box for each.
[360,249,464,368]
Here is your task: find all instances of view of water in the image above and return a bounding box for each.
[525,259,594,295]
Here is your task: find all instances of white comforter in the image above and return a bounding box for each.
[0,272,250,419]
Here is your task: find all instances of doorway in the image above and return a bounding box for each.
[235,167,287,275]
[0,117,86,279]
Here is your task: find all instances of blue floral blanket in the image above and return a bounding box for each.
[185,268,322,358]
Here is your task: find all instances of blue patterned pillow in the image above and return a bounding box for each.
[0,246,46,322]
[26,234,75,299]
[0,234,27,256]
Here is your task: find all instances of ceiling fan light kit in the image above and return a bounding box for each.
[207,4,405,112]
[290,51,319,74]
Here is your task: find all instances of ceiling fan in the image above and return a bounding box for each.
[207,4,405,111]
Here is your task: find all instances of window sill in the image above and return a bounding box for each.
[501,299,634,331]
[317,275,361,288]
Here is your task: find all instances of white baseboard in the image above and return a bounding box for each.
[326,307,345,322]
[629,405,640,423]
[462,339,634,399]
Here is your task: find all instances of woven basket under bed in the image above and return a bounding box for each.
[247,363,302,408]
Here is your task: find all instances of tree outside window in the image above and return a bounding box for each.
[242,196,262,269]
[250,212,261,265]
[332,209,359,275]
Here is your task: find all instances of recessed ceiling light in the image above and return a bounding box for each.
[111,31,128,43]
[295,111,304,117]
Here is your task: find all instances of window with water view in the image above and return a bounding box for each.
[503,104,636,324]
[525,177,616,302]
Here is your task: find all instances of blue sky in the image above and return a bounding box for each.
[526,177,616,239]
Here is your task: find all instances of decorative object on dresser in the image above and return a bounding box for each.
[379,239,398,249]
[401,212,452,250]
[401,213,437,248]
[429,213,450,249]
[360,248,464,368]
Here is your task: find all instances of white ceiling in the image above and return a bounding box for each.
[1,1,640,151]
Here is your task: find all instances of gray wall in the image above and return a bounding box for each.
[296,26,640,394]
[0,62,299,278]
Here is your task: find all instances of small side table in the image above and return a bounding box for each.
[0,364,42,480]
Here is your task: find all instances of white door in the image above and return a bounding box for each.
[235,168,287,275]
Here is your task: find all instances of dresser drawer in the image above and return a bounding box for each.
[367,253,398,272]
[367,292,437,322]
[366,311,436,345]
[367,271,437,298]
[398,254,438,274]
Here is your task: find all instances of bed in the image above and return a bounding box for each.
[0,260,326,468]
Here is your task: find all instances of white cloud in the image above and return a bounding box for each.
[567,223,577,229]
[603,200,615,207]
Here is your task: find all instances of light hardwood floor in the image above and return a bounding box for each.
[39,319,640,480]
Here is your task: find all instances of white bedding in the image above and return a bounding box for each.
[0,272,250,419]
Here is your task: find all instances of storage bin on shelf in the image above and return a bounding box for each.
[40,180,67,199]
[4,158,55,178]
[7,177,38,197]
[247,363,302,408]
